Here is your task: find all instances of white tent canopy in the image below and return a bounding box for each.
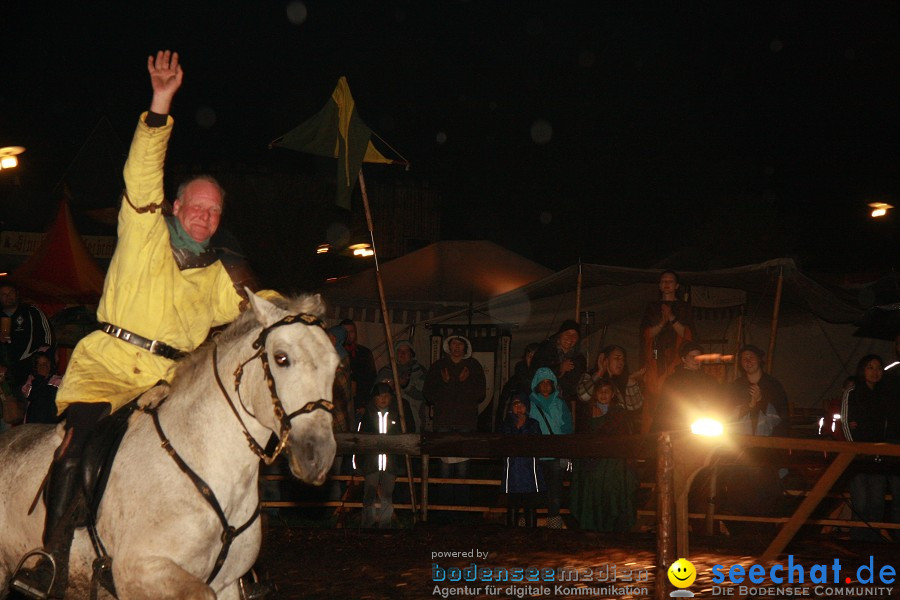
[321,254,891,413]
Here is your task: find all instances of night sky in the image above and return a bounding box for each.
[2,1,899,286]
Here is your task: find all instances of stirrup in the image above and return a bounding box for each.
[239,568,275,600]
[10,549,57,600]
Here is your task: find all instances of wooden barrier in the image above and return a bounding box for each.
[262,430,900,597]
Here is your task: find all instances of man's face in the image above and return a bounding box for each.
[659,273,678,296]
[537,379,553,397]
[557,329,579,353]
[448,339,466,359]
[173,180,223,243]
[342,323,357,345]
[511,401,527,418]
[740,351,761,375]
[682,350,701,370]
[0,286,17,310]
[397,345,413,365]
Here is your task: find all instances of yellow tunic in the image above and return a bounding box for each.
[56,113,242,413]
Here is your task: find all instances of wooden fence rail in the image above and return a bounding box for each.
[271,432,900,600]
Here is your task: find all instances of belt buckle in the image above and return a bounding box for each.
[149,339,160,356]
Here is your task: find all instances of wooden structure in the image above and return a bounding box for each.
[324,431,900,599]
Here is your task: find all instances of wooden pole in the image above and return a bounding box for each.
[357,169,417,523]
[574,260,583,322]
[765,268,784,373]
[421,454,429,522]
[733,311,744,381]
[705,466,717,536]
[655,433,675,600]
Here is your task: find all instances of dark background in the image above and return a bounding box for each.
[1,1,898,290]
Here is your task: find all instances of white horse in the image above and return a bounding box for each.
[0,292,338,599]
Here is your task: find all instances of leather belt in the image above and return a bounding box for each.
[99,323,187,360]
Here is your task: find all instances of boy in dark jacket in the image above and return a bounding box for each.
[501,397,544,527]
[357,383,415,528]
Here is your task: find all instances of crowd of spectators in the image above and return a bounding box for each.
[341,269,900,534]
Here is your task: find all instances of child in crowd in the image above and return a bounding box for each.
[501,397,544,527]
[529,367,574,529]
[357,383,415,528]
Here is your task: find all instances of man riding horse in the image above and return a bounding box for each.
[11,50,253,599]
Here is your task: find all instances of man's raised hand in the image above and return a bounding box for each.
[148,50,183,114]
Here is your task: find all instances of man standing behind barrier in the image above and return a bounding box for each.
[340,319,377,414]
[11,50,244,600]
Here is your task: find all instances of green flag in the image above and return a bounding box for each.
[271,76,400,209]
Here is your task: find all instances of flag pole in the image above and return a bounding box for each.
[357,169,418,523]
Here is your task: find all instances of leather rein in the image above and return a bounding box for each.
[139,312,333,586]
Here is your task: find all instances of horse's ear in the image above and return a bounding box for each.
[247,289,290,328]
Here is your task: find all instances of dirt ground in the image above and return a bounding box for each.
[255,521,900,600]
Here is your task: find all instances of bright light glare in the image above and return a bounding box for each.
[868,202,893,218]
[0,156,17,169]
[353,248,374,257]
[316,244,330,254]
[691,418,724,437]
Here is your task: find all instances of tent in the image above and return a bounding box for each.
[323,254,892,414]
[323,240,553,325]
[9,198,106,314]
[321,240,553,428]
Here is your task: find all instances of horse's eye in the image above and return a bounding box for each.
[274,353,290,367]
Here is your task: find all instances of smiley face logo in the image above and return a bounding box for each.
[667,558,697,588]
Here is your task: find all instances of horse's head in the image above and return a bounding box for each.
[245,292,338,485]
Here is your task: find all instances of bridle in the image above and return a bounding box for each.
[115,311,336,588]
[212,312,334,465]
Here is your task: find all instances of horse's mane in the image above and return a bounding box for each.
[169,293,327,394]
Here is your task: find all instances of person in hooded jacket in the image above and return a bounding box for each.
[529,366,574,528]
[501,397,544,527]
[357,383,415,528]
[423,334,485,506]
[531,321,586,419]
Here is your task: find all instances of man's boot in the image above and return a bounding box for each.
[10,457,83,599]
[505,506,515,527]
[525,508,536,528]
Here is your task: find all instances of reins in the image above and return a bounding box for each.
[140,399,260,585]
[130,311,333,586]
